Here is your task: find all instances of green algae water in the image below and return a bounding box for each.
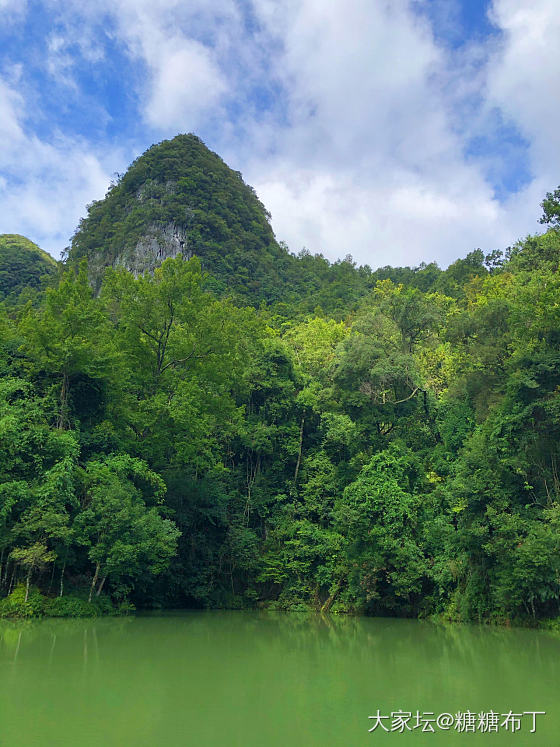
[0,612,558,746]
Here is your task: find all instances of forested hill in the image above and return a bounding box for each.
[67,133,528,315]
[1,136,560,625]
[69,134,288,301]
[0,234,58,303]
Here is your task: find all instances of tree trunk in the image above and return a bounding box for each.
[244,453,260,526]
[59,561,66,597]
[294,417,305,488]
[0,552,8,591]
[6,560,12,589]
[321,580,342,614]
[96,575,107,597]
[88,563,100,603]
[24,571,31,603]
[58,371,70,430]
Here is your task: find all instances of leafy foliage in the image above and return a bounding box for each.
[2,142,560,626]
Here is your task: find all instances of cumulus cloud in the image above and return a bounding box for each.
[0,142,113,251]
[253,167,510,268]
[141,40,227,130]
[237,0,558,265]
[486,0,560,180]
[239,0,511,265]
[61,0,240,131]
[1,0,558,266]
[0,75,119,256]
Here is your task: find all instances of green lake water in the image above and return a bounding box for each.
[0,611,558,746]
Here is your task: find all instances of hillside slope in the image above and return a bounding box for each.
[0,234,58,301]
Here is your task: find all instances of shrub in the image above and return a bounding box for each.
[0,585,45,618]
[43,596,100,617]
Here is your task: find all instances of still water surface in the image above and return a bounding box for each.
[0,611,558,746]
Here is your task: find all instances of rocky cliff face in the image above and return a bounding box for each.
[85,220,191,291]
[128,222,191,271]
[69,133,288,302]
[117,222,190,274]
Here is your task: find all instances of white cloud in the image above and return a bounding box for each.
[74,0,240,131]
[237,0,514,265]
[44,28,105,89]
[2,0,559,267]
[141,40,227,131]
[254,167,515,268]
[486,0,560,181]
[233,0,558,266]
[0,75,120,257]
[0,0,27,22]
[1,142,112,248]
[46,34,78,88]
[0,78,24,144]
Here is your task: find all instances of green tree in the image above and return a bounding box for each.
[74,455,179,602]
[10,543,56,602]
[539,186,560,228]
[334,443,430,615]
[19,262,117,429]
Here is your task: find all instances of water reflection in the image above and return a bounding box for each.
[0,612,558,746]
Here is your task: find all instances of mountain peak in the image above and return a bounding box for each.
[69,134,286,301]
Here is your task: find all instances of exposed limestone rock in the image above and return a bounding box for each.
[87,222,191,292]
[114,222,191,276]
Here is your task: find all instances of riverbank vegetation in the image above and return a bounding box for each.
[1,139,559,626]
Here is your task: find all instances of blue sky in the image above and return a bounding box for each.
[0,0,558,268]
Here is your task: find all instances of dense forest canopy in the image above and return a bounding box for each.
[1,135,560,625]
